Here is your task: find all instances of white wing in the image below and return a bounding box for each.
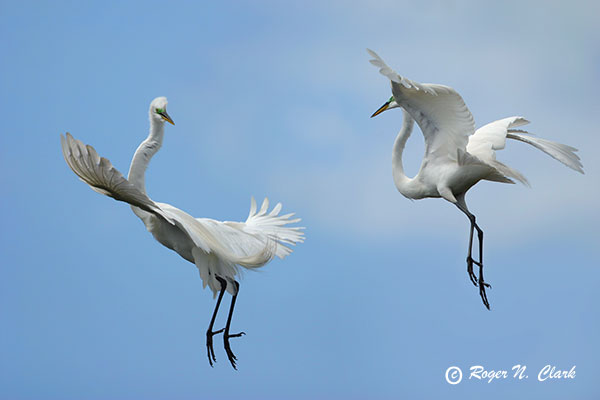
[506,132,584,174]
[182,197,303,262]
[60,132,176,224]
[236,197,304,258]
[467,117,530,185]
[157,202,276,267]
[368,49,475,162]
[157,199,303,295]
[467,116,584,185]
[157,202,277,296]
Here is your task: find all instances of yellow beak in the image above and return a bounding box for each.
[370,100,391,118]
[159,111,175,125]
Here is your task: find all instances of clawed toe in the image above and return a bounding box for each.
[466,255,492,309]
[206,278,245,369]
[479,286,490,310]
[467,257,478,286]
[478,278,491,310]
[206,329,246,369]
[224,332,245,370]
[206,328,225,366]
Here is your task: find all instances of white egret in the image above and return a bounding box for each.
[367,49,584,309]
[60,97,304,368]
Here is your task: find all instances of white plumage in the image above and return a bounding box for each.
[60,97,304,368]
[368,49,583,309]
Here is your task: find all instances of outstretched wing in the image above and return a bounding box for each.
[467,116,584,184]
[506,132,583,174]
[156,201,279,296]
[368,49,475,162]
[160,198,303,295]
[156,202,276,267]
[175,197,304,263]
[466,117,530,185]
[60,132,175,224]
[236,197,304,258]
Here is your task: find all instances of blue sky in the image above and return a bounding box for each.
[1,0,599,398]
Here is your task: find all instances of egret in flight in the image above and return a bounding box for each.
[60,97,304,368]
[367,49,584,309]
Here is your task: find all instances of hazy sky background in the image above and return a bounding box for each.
[1,0,599,398]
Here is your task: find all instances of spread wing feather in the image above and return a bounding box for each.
[467,117,530,185]
[368,49,475,162]
[467,116,584,185]
[60,133,176,224]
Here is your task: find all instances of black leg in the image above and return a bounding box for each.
[474,222,491,310]
[466,219,478,287]
[223,280,246,370]
[206,276,227,367]
[456,200,492,310]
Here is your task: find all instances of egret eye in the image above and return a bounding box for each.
[155,108,164,114]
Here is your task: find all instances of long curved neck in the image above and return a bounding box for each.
[392,109,414,193]
[128,118,164,195]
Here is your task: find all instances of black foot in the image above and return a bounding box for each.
[466,256,479,287]
[206,328,224,367]
[478,276,491,310]
[467,257,492,310]
[223,331,246,370]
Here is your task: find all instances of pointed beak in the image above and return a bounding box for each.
[159,111,175,125]
[370,100,391,118]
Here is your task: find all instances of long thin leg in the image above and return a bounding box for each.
[458,199,480,287]
[466,221,478,286]
[206,276,227,367]
[474,222,491,309]
[223,280,245,370]
[455,198,491,309]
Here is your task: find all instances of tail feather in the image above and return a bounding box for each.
[245,197,305,258]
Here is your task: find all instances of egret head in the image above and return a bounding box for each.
[149,97,175,125]
[370,96,400,118]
